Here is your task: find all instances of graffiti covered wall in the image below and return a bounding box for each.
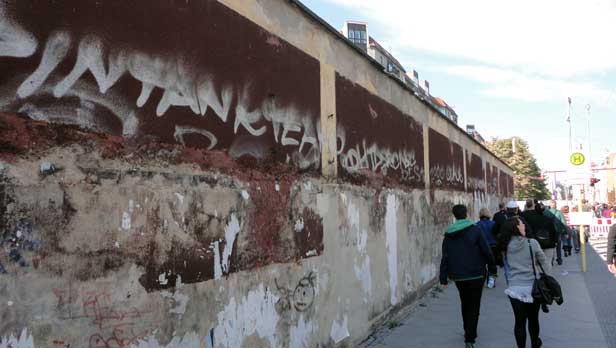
[335,74,424,188]
[428,128,465,192]
[0,0,513,347]
[0,0,322,171]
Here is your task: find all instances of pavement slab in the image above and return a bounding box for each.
[363,242,615,348]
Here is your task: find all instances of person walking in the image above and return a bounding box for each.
[608,224,616,275]
[477,208,498,288]
[492,201,533,241]
[493,202,507,223]
[440,204,496,348]
[521,200,557,273]
[498,217,547,348]
[546,200,567,265]
[601,204,613,218]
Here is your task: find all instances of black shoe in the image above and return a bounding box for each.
[557,259,563,265]
[541,303,549,313]
[532,337,543,348]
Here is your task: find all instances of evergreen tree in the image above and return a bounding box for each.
[487,137,550,200]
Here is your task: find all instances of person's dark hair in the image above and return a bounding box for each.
[496,217,523,254]
[535,201,545,213]
[452,204,467,220]
[525,199,534,209]
[498,202,505,210]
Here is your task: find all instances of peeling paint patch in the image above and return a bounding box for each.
[290,314,314,348]
[294,218,305,232]
[330,315,350,344]
[121,211,131,230]
[0,328,34,348]
[386,194,399,305]
[158,272,169,286]
[161,290,189,316]
[293,208,324,258]
[174,192,185,204]
[221,214,240,274]
[132,331,201,348]
[354,256,372,301]
[213,241,222,280]
[214,283,279,348]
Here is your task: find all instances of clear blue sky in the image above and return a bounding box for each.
[301,0,616,175]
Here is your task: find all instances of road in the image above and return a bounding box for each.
[362,237,616,348]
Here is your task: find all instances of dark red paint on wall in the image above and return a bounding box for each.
[335,74,425,188]
[466,151,486,193]
[486,164,499,195]
[0,0,321,171]
[428,129,465,191]
[499,170,510,197]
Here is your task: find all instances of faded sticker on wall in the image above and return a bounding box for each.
[335,74,424,187]
[428,129,464,191]
[0,0,321,171]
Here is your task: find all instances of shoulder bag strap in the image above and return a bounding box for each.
[528,239,538,278]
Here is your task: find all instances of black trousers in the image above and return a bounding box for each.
[455,278,485,343]
[509,297,541,348]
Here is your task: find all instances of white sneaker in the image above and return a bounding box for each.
[487,277,495,288]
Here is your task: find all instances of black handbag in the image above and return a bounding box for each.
[528,240,564,310]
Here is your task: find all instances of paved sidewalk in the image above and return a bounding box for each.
[363,245,615,348]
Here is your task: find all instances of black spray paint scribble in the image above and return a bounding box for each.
[274,272,316,313]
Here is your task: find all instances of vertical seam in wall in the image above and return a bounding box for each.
[423,123,430,203]
[320,63,337,179]
[463,149,468,192]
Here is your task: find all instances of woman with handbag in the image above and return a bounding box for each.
[498,217,547,348]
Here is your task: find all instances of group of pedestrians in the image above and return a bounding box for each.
[439,200,565,348]
[595,202,615,219]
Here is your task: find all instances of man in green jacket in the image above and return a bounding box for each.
[547,200,568,264]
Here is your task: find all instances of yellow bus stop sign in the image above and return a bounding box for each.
[570,152,585,166]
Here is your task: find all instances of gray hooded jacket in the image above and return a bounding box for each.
[506,236,547,287]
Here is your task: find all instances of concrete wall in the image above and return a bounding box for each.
[0,1,513,347]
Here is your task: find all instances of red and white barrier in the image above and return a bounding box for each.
[590,218,615,238]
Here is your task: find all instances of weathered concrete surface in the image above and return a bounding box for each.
[0,0,513,347]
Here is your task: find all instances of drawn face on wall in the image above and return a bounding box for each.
[0,0,321,169]
[293,276,315,312]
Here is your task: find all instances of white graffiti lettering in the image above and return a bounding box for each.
[467,176,486,191]
[337,127,423,183]
[0,19,322,169]
[429,164,464,187]
[174,126,218,150]
[0,3,38,58]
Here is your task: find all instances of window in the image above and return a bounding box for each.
[360,31,366,40]
[348,30,354,39]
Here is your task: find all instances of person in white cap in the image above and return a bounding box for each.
[492,201,533,242]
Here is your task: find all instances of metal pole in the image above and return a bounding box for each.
[578,189,587,273]
[586,104,595,205]
[568,98,572,152]
[586,104,592,163]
